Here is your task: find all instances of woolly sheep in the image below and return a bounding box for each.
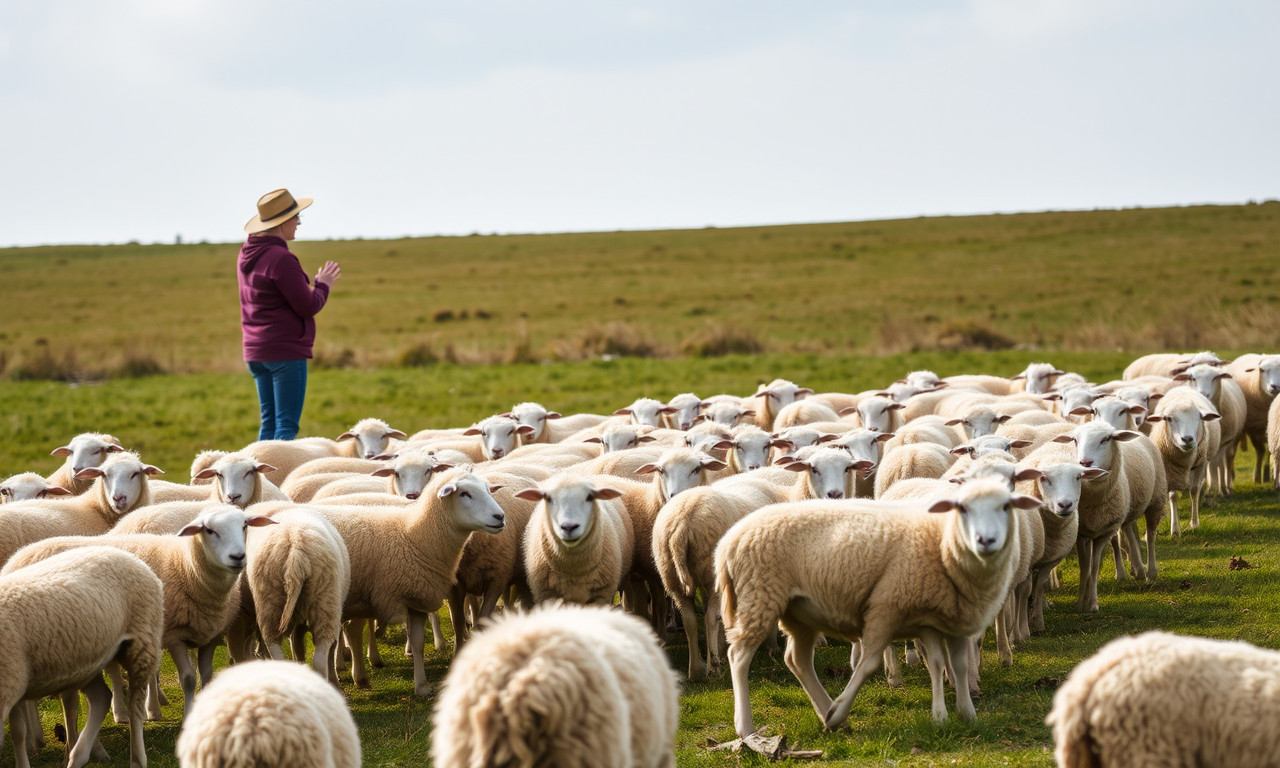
[1047,631,1280,768]
[281,471,374,503]
[5,505,275,722]
[463,414,531,461]
[716,478,1040,734]
[305,451,455,503]
[431,603,679,768]
[1175,363,1247,495]
[1270,395,1280,491]
[1010,362,1067,394]
[242,508,350,682]
[1225,353,1280,483]
[582,422,664,453]
[1122,350,1226,380]
[771,399,839,430]
[240,437,346,486]
[0,547,163,768]
[874,442,954,498]
[698,399,755,429]
[749,378,814,430]
[941,374,1015,396]
[0,471,71,503]
[188,450,228,485]
[614,397,675,428]
[945,404,1013,440]
[517,474,636,607]
[844,395,906,434]
[830,428,895,498]
[291,467,506,694]
[176,660,361,768]
[0,451,162,566]
[336,417,407,459]
[46,432,125,495]
[717,424,774,473]
[680,421,735,456]
[283,456,387,485]
[190,451,289,507]
[1146,387,1221,536]
[664,392,704,430]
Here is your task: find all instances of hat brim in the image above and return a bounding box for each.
[244,197,314,234]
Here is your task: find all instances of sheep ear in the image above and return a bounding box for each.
[996,414,1012,423]
[1051,435,1076,443]
[193,468,218,480]
[613,408,633,416]
[337,432,356,441]
[370,468,396,477]
[949,445,972,456]
[635,464,660,475]
[583,437,603,444]
[740,409,757,418]
[1144,414,1165,422]
[437,483,460,498]
[1148,393,1164,403]
[42,486,73,497]
[255,463,277,474]
[770,439,795,451]
[874,432,896,443]
[592,487,624,500]
[659,406,678,414]
[1011,373,1027,381]
[711,440,736,451]
[143,465,165,476]
[796,388,814,396]
[701,458,728,472]
[636,435,658,444]
[516,425,536,437]
[432,463,455,472]
[51,446,73,457]
[1202,411,1221,422]
[546,412,563,419]
[370,452,398,461]
[1013,468,1044,482]
[851,460,875,471]
[245,515,278,527]
[945,418,963,426]
[1172,373,1191,382]
[1081,468,1110,481]
[928,500,957,513]
[1113,431,1142,442]
[487,484,504,494]
[1127,405,1147,416]
[1041,393,1062,401]
[386,429,408,439]
[106,444,125,453]
[838,406,857,416]
[888,403,905,411]
[782,461,809,473]
[1009,439,1033,449]
[177,524,203,537]
[817,434,840,444]
[1068,406,1094,416]
[462,427,482,436]
[514,488,545,501]
[773,456,798,467]
[74,467,105,480]
[1011,494,1042,510]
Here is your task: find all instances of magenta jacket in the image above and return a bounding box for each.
[237,234,330,362]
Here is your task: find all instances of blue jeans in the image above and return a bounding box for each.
[247,359,308,441]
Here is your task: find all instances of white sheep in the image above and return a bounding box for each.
[748,378,814,430]
[0,451,162,566]
[844,395,906,434]
[1270,395,1280,491]
[242,508,351,682]
[0,471,72,503]
[189,451,289,507]
[715,478,1040,734]
[517,474,636,606]
[46,432,125,495]
[1047,631,1280,768]
[874,442,954,498]
[717,423,775,473]
[830,428,895,498]
[188,450,228,485]
[295,467,506,694]
[1225,353,1280,483]
[463,414,531,461]
[1010,362,1067,394]
[1146,387,1222,535]
[176,660,361,768]
[0,547,163,768]
[615,397,676,428]
[698,399,755,428]
[432,603,679,768]
[5,505,276,723]
[771,398,841,429]
[1175,363,1247,495]
[240,437,347,486]
[336,417,407,459]
[665,392,705,430]
[581,421,664,453]
[941,374,1015,396]
[1122,350,1225,380]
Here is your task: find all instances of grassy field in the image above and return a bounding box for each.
[1,204,1279,766]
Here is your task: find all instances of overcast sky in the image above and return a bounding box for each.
[2,0,1276,247]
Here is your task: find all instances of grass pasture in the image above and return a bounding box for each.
[1,203,1279,766]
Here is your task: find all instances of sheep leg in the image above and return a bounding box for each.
[968,636,981,692]
[995,596,1013,667]
[24,699,42,754]
[289,625,308,663]
[728,639,760,738]
[1108,533,1129,581]
[1075,538,1093,612]
[447,587,470,649]
[781,623,833,721]
[197,641,218,691]
[673,593,706,680]
[912,631,950,723]
[342,622,371,689]
[429,612,446,653]
[146,673,163,720]
[1122,522,1147,580]
[10,699,31,768]
[169,644,199,722]
[407,609,433,696]
[1254,440,1265,483]
[1168,490,1181,537]
[1087,538,1108,613]
[60,690,80,754]
[1014,578,1032,642]
[126,668,149,768]
[883,644,903,687]
[1143,508,1161,582]
[368,619,385,667]
[647,575,669,643]
[67,675,112,768]
[905,641,920,666]
[946,633,978,721]
[1190,464,1206,528]
[106,661,129,724]
[824,627,889,730]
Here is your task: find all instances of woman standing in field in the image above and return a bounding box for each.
[238,188,341,440]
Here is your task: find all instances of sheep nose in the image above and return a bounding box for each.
[1080,459,1093,468]
[364,452,375,459]
[491,448,505,458]
[560,523,580,537]
[113,494,129,506]
[747,464,760,471]
[826,490,844,499]
[1057,501,1073,512]
[405,492,421,500]
[226,493,241,504]
[493,513,506,526]
[229,551,245,567]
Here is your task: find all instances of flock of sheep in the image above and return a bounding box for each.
[1,349,1280,767]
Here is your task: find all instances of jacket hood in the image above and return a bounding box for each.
[239,234,285,274]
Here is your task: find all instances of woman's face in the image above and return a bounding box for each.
[281,214,301,241]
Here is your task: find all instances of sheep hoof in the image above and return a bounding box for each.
[356,679,372,690]
[414,683,435,697]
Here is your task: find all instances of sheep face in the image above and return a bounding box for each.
[180,505,278,572]
[683,424,732,456]
[465,416,528,461]
[595,424,655,454]
[772,427,822,453]
[1057,423,1140,470]
[204,455,275,508]
[950,453,1020,488]
[1114,388,1154,428]
[338,419,407,459]
[51,433,124,476]
[666,393,704,431]
[508,402,561,442]
[1147,400,1217,454]
[380,455,442,500]
[1177,365,1230,404]
[701,401,751,428]
[0,473,71,503]
[532,479,615,546]
[857,397,904,433]
[903,370,941,389]
[1034,462,1106,519]
[726,427,772,472]
[1016,363,1066,395]
[1089,396,1145,432]
[438,472,507,535]
[639,449,720,501]
[930,480,1038,558]
[78,455,162,513]
[1252,356,1280,396]
[755,379,812,416]
[832,429,892,476]
[947,406,1009,439]
[615,398,672,428]
[786,447,861,500]
[954,435,1020,460]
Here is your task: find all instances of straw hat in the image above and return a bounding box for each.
[244,188,313,234]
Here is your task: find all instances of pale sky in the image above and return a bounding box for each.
[2,0,1276,247]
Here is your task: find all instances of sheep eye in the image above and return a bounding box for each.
[0,488,10,496]
[204,526,220,538]
[689,467,699,476]
[460,491,472,499]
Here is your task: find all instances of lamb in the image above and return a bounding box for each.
[1145,387,1221,536]
[664,392,705,430]
[0,451,162,566]
[294,467,506,694]
[1122,350,1226,380]
[241,508,351,682]
[336,417,407,459]
[5,505,276,722]
[0,471,72,503]
[1225,353,1280,483]
[176,660,361,768]
[615,397,676,428]
[0,547,163,768]
[874,442,954,498]
[464,414,532,460]
[715,477,1040,734]
[46,432,125,495]
[1175,363,1247,495]
[1047,631,1280,768]
[431,603,679,768]
[517,474,636,607]
[772,399,841,429]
